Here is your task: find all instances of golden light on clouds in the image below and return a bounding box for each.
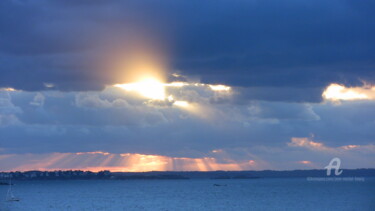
[322,83,375,101]
[113,74,233,114]
[340,145,360,150]
[0,87,17,92]
[288,137,325,150]
[112,77,232,120]
[288,137,375,153]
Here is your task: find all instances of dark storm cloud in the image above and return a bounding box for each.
[1,89,375,155]
[0,0,374,102]
[1,86,375,169]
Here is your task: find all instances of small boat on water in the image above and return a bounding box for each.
[6,178,20,202]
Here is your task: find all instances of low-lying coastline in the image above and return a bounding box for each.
[1,169,374,180]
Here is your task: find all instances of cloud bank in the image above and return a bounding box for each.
[1,82,374,171]
[1,0,375,103]
[1,0,374,171]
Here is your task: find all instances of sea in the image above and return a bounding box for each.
[0,178,374,211]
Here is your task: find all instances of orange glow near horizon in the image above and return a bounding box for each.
[1,152,257,172]
[298,160,312,164]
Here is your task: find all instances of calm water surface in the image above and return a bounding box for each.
[0,178,374,211]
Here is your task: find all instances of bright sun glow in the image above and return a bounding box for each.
[114,77,233,104]
[115,78,166,100]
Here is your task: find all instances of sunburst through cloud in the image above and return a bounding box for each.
[0,0,374,209]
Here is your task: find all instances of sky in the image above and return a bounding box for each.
[0,0,374,172]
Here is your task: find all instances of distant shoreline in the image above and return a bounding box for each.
[1,169,374,180]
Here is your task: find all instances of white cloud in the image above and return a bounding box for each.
[0,91,22,126]
[30,93,45,107]
[322,83,375,101]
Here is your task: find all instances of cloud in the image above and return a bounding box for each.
[0,0,374,103]
[288,137,375,153]
[0,91,22,126]
[0,83,374,171]
[288,137,328,151]
[322,83,375,101]
[0,0,374,172]
[29,93,45,107]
